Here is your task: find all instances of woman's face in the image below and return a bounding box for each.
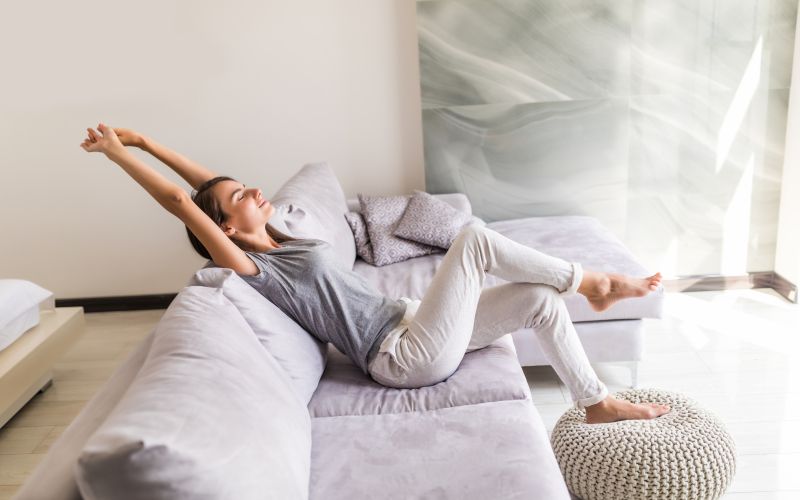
[212,180,275,236]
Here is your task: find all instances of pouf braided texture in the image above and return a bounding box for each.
[550,389,736,500]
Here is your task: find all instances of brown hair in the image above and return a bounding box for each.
[185,176,298,260]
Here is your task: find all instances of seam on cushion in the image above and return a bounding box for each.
[308,393,533,420]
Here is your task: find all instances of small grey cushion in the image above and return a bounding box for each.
[74,286,311,500]
[393,190,473,249]
[344,212,375,265]
[358,194,442,267]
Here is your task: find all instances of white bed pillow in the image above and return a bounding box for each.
[0,280,55,351]
[189,266,327,405]
[75,286,311,500]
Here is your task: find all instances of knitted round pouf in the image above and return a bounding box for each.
[550,389,736,500]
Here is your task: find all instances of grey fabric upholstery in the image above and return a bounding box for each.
[513,320,645,366]
[270,162,356,270]
[19,183,658,499]
[74,287,311,500]
[188,267,327,405]
[309,399,570,500]
[353,215,663,323]
[308,335,528,418]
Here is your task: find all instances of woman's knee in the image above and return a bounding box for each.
[520,283,565,327]
[453,223,488,247]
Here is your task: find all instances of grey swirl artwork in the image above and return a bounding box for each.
[417,0,796,276]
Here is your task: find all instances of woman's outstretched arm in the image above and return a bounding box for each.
[113,127,217,190]
[81,124,185,209]
[80,123,258,275]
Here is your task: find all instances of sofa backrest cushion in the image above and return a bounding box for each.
[74,286,311,500]
[269,162,356,270]
[189,266,327,405]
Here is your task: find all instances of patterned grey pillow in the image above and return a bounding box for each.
[393,190,473,249]
[343,212,375,265]
[358,194,442,267]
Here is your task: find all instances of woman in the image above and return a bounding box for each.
[80,123,670,424]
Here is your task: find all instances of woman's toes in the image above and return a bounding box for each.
[645,403,670,416]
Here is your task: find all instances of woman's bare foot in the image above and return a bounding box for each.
[585,395,671,424]
[578,271,662,312]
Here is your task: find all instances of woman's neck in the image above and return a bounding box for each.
[239,229,282,253]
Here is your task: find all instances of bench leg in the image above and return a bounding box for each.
[37,378,53,394]
[630,362,639,389]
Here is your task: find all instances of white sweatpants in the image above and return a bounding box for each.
[367,224,609,409]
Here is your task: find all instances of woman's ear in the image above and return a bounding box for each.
[221,224,236,236]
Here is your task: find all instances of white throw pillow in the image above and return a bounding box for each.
[189,267,327,405]
[0,280,55,351]
[75,286,311,500]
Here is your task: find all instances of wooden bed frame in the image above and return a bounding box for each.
[0,307,85,428]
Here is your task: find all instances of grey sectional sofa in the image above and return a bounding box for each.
[14,163,660,499]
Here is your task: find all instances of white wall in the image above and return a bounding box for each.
[0,1,424,299]
[776,5,800,289]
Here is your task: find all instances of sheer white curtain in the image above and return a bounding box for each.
[775,6,800,291]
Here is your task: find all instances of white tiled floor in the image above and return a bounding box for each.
[523,288,800,499]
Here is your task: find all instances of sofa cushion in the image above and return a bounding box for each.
[346,193,486,236]
[353,252,444,300]
[513,319,645,366]
[309,398,570,500]
[189,266,327,405]
[75,286,311,500]
[270,162,356,270]
[353,215,663,322]
[358,193,442,266]
[485,216,664,322]
[393,190,473,249]
[308,335,529,418]
[343,211,375,265]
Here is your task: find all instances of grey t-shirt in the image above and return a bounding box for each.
[231,238,407,375]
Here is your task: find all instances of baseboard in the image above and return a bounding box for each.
[55,294,177,313]
[756,272,798,303]
[664,271,798,303]
[56,271,799,313]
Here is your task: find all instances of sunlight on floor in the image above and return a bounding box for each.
[525,288,800,498]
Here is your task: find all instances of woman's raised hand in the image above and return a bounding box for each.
[80,123,125,156]
[112,127,145,148]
